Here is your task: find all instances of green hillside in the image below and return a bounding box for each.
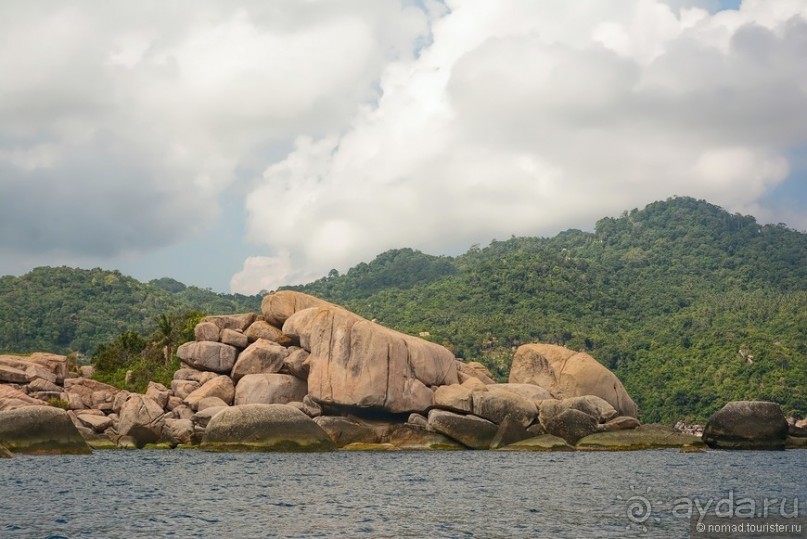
[290,197,806,423]
[0,267,260,355]
[1,197,803,423]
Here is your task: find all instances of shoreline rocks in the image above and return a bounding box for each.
[2,291,802,455]
[0,406,91,455]
[201,404,335,452]
[703,401,789,450]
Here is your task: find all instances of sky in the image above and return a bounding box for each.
[1,0,805,294]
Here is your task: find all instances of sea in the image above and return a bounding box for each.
[0,449,804,539]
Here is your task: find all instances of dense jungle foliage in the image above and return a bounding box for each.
[290,197,806,423]
[0,268,260,355]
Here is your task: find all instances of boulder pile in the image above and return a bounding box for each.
[1,290,717,454]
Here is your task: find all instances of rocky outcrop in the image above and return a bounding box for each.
[201,403,335,452]
[702,401,789,450]
[509,343,638,417]
[284,298,458,414]
[0,290,650,454]
[0,406,91,455]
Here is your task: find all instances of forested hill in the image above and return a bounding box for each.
[289,197,806,423]
[0,267,260,355]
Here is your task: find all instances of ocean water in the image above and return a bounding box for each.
[0,449,804,538]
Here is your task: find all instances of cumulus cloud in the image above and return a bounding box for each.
[237,0,807,293]
[0,1,427,266]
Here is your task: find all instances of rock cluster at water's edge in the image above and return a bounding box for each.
[12,291,800,453]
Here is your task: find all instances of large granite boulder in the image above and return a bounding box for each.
[538,395,618,426]
[24,353,68,384]
[0,385,44,411]
[234,374,306,406]
[117,395,166,448]
[383,423,464,450]
[456,361,496,384]
[230,339,289,382]
[194,321,220,342]
[314,416,383,447]
[184,376,235,410]
[283,298,458,414]
[702,401,789,450]
[0,364,27,383]
[261,290,332,327]
[177,341,238,374]
[510,344,638,417]
[433,384,473,413]
[163,418,194,446]
[201,403,335,452]
[0,406,91,454]
[489,416,533,449]
[202,313,257,333]
[145,381,171,410]
[544,408,599,445]
[472,387,537,427]
[427,409,498,449]
[63,378,120,411]
[246,320,294,346]
[220,329,248,349]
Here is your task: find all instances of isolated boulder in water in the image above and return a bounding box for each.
[177,341,238,374]
[510,344,638,418]
[703,401,789,450]
[201,403,335,452]
[282,299,458,414]
[234,374,307,406]
[0,406,91,455]
[117,395,166,448]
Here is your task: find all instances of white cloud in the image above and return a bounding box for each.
[0,0,427,261]
[1,1,804,294]
[238,0,807,293]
